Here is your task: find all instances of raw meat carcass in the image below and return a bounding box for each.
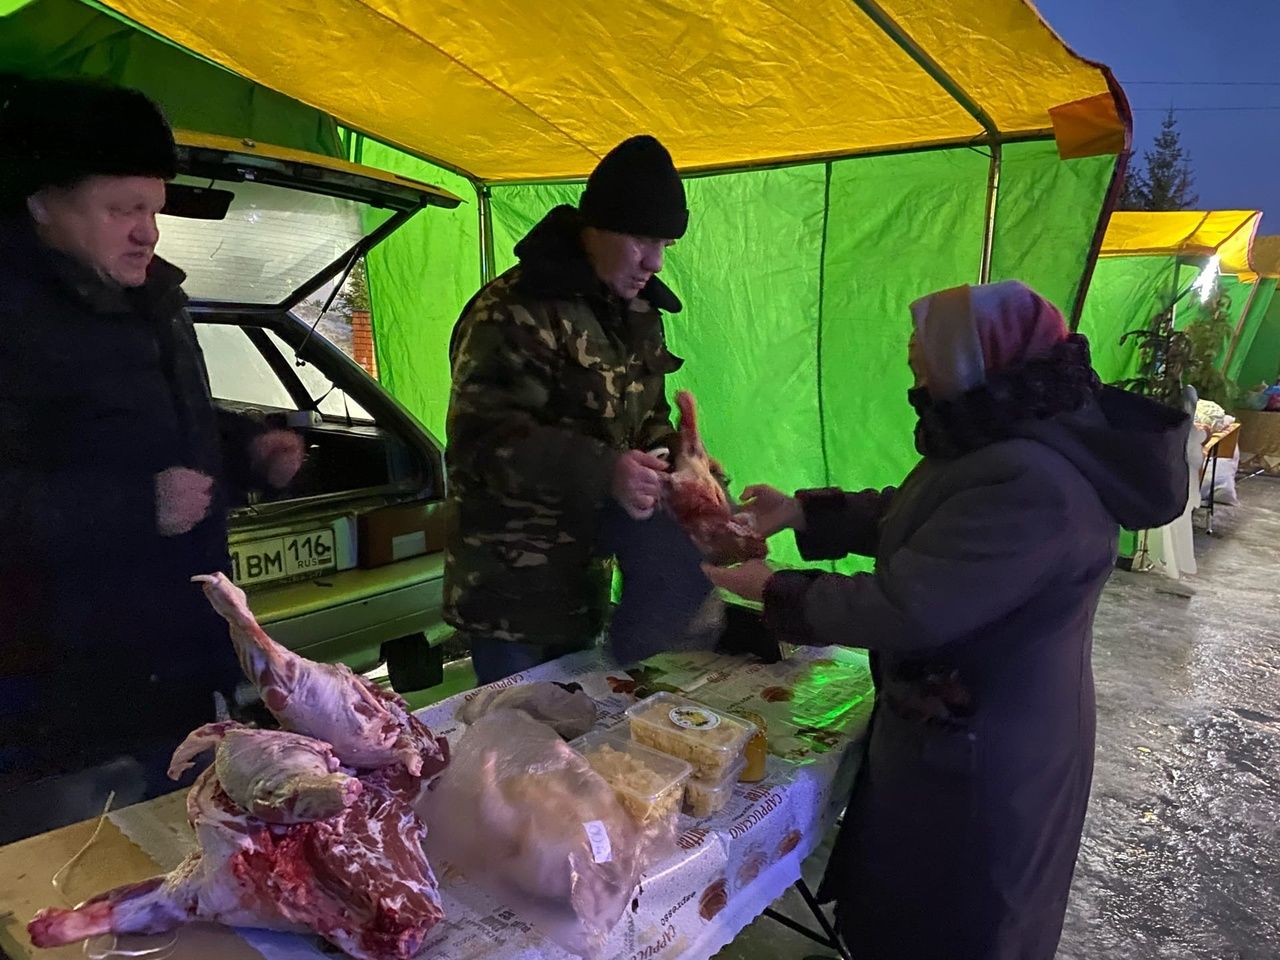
[666,390,767,565]
[29,575,452,960]
[29,767,308,948]
[28,765,445,960]
[168,721,362,823]
[194,573,446,777]
[228,767,444,960]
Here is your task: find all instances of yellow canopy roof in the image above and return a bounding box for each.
[100,0,1126,182]
[1100,211,1262,277]
[1247,236,1280,281]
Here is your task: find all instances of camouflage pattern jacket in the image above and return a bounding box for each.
[444,206,685,646]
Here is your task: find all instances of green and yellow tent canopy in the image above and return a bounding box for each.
[50,0,1126,181]
[1078,211,1268,387]
[1099,210,1260,275]
[5,0,1130,569]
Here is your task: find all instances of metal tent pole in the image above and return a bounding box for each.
[847,0,1004,283]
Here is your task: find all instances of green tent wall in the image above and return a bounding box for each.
[1234,290,1280,389]
[355,138,1117,569]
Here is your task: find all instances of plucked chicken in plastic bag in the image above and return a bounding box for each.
[417,710,676,957]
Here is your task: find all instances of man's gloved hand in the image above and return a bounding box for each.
[612,449,669,520]
[155,466,214,536]
[249,429,306,490]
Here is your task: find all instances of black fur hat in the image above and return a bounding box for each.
[0,74,177,214]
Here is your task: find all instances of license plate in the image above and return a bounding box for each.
[231,529,337,587]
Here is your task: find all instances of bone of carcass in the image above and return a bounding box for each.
[666,390,767,565]
[28,765,445,960]
[193,573,446,777]
[28,768,309,948]
[168,721,362,823]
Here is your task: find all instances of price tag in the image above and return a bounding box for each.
[582,820,613,864]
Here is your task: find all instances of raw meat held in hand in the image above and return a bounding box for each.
[666,390,768,565]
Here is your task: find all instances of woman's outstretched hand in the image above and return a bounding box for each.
[702,559,774,603]
[739,485,805,538]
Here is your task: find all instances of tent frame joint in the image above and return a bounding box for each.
[847,0,1005,282]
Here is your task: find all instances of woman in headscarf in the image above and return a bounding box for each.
[707,281,1190,960]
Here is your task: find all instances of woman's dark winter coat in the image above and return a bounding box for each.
[765,380,1190,960]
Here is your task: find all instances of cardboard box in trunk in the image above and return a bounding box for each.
[357,502,445,569]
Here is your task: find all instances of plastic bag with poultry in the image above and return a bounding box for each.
[455,681,597,740]
[417,710,677,958]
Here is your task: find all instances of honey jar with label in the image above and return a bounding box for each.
[738,710,768,782]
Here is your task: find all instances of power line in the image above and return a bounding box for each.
[1124,80,1280,87]
[1132,105,1280,112]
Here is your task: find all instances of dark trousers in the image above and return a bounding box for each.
[468,635,591,686]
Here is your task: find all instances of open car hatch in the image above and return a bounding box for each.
[158,131,463,310]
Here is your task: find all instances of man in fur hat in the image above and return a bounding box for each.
[0,75,303,837]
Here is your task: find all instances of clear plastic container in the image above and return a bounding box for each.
[626,692,756,780]
[574,728,693,825]
[683,752,747,818]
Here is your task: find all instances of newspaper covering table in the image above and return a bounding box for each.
[106,646,874,960]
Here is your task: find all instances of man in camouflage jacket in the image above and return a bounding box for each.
[445,136,692,683]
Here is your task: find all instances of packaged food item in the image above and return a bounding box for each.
[738,710,768,783]
[456,680,597,740]
[683,752,747,818]
[421,710,677,958]
[574,729,692,825]
[626,692,755,780]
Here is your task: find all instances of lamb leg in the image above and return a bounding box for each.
[192,573,443,775]
[28,876,192,947]
[667,390,767,564]
[191,574,307,715]
[169,722,362,823]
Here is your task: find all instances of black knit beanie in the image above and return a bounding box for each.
[0,74,177,214]
[579,135,688,240]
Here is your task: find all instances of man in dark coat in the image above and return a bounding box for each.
[709,282,1191,960]
[0,76,303,836]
